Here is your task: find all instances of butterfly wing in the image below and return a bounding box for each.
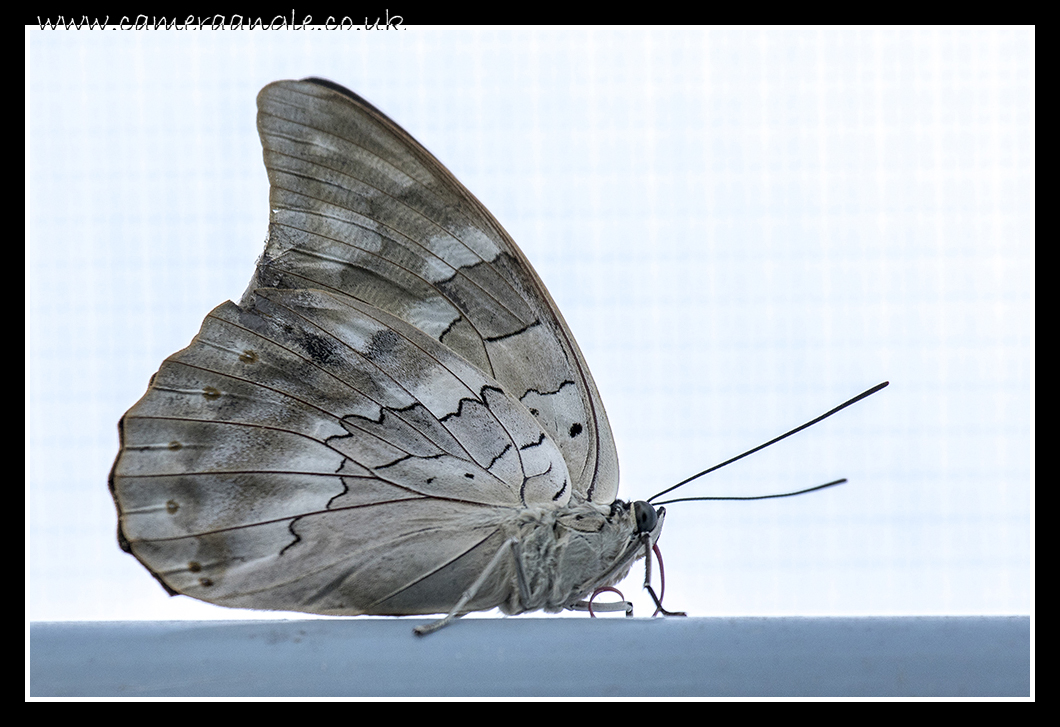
[112,287,571,615]
[111,79,619,615]
[252,79,618,504]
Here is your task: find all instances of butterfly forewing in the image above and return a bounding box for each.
[253,80,617,503]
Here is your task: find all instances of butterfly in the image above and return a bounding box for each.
[109,78,667,634]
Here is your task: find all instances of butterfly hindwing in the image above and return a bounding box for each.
[112,286,572,614]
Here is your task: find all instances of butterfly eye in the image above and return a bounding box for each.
[633,501,657,533]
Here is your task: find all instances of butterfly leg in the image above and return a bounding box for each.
[413,537,520,636]
[568,588,634,616]
[643,539,686,617]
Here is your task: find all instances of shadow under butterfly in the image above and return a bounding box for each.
[110,78,887,635]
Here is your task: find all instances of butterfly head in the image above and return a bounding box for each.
[607,499,665,551]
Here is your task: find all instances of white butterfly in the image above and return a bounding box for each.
[110,78,666,634]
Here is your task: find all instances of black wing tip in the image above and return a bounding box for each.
[259,77,392,122]
[299,76,358,100]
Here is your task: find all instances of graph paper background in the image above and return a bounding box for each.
[28,26,1031,621]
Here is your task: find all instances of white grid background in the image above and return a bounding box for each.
[28,26,1032,621]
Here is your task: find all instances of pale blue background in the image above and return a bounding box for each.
[28,26,1032,622]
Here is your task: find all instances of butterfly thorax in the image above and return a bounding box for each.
[499,499,662,615]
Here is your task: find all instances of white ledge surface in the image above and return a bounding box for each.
[30,616,1029,697]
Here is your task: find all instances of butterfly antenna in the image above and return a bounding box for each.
[647,381,888,505]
